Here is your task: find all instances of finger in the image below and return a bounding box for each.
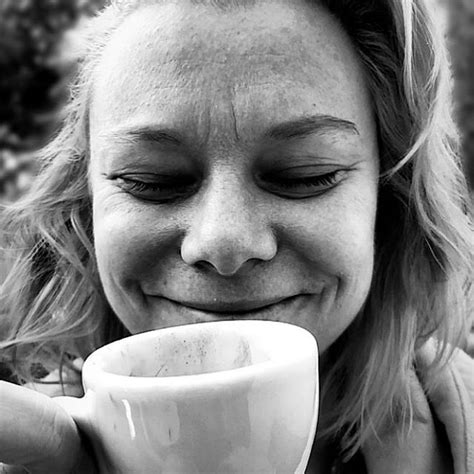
[0,382,85,473]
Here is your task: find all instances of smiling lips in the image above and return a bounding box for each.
[161,295,304,315]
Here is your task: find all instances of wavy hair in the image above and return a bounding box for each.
[1,0,472,457]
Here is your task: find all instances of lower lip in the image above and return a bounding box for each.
[158,295,311,321]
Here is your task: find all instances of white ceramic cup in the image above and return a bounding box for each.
[57,320,319,473]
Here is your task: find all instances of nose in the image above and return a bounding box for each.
[180,174,277,276]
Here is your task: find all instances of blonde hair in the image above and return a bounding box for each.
[1,0,472,457]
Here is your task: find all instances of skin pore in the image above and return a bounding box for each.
[89,1,379,468]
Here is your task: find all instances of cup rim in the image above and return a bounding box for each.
[82,320,318,392]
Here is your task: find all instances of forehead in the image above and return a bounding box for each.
[90,0,372,141]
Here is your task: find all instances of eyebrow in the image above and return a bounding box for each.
[102,114,359,146]
[102,127,183,146]
[265,115,359,140]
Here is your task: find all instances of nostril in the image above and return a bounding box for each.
[192,257,263,277]
[193,260,215,272]
[198,258,240,276]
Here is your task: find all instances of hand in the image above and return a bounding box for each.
[0,381,97,473]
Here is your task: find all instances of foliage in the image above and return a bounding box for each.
[0,0,105,151]
[0,0,105,200]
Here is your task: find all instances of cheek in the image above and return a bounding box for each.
[286,187,377,341]
[92,199,183,333]
[328,204,376,300]
[92,197,176,292]
[285,192,376,278]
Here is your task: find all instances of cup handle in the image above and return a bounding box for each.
[54,392,92,428]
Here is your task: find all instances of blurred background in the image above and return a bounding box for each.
[0,0,105,204]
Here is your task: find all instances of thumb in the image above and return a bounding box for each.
[0,382,96,474]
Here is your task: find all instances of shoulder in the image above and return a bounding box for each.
[450,345,474,406]
[416,339,474,408]
[416,339,474,474]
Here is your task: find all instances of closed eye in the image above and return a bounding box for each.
[114,174,198,202]
[259,170,345,198]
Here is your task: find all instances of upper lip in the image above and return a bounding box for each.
[161,295,299,314]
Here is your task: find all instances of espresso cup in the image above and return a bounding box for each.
[57,320,319,473]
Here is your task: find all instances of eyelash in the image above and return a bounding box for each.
[124,181,169,193]
[116,177,195,202]
[116,170,343,202]
[266,172,340,189]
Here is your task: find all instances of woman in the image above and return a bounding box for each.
[1,0,473,472]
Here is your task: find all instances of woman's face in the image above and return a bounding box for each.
[89,0,379,353]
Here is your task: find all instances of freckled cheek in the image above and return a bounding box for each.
[93,207,175,288]
[288,203,376,286]
[325,215,376,296]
